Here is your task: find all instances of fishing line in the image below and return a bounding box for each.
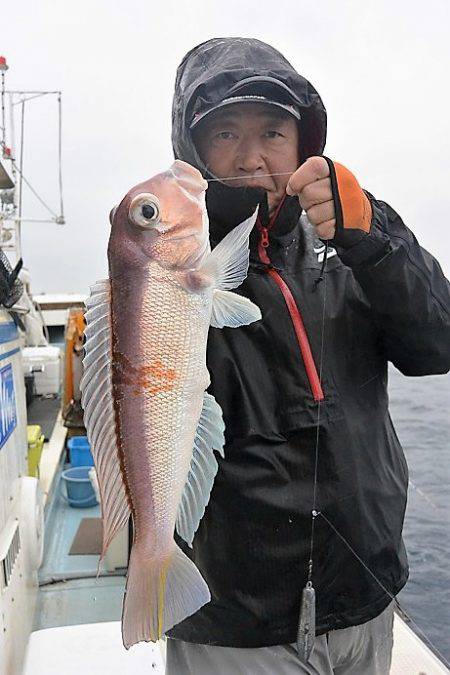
[296,244,328,662]
[310,246,328,558]
[300,262,448,664]
[206,171,295,183]
[300,253,448,665]
[300,244,446,662]
[408,478,442,512]
[203,163,448,664]
[287,231,446,664]
[318,510,450,669]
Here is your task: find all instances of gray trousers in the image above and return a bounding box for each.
[165,601,394,675]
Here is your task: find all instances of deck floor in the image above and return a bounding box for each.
[35,466,126,631]
[27,395,62,441]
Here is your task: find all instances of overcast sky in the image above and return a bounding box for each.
[1,0,449,293]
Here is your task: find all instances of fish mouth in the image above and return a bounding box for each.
[170,160,208,195]
[164,232,201,243]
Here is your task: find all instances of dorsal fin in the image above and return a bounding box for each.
[80,278,131,557]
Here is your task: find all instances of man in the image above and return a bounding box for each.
[165,37,450,673]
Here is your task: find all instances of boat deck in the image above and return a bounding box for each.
[25,405,449,674]
[27,395,64,441]
[35,487,126,631]
[32,392,126,630]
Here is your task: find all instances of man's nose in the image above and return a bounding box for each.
[236,139,266,173]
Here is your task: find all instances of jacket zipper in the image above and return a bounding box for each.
[256,200,324,402]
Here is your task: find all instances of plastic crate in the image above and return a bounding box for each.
[67,435,94,467]
[22,346,61,395]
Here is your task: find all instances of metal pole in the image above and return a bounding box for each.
[57,93,64,221]
[2,217,62,224]
[1,71,5,149]
[0,60,8,253]
[6,90,60,94]
[8,92,17,198]
[16,100,25,259]
[9,92,19,261]
[11,92,60,106]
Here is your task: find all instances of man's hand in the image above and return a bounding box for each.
[286,157,335,240]
[286,156,373,246]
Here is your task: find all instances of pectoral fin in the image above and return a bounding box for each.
[200,208,259,290]
[211,288,261,328]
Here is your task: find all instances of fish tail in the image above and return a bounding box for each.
[121,543,210,649]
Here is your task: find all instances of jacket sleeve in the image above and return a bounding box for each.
[332,192,450,376]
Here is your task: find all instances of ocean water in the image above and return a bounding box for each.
[388,366,450,663]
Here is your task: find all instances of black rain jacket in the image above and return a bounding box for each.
[168,37,450,647]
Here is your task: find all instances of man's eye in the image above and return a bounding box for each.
[215,131,234,140]
[265,131,283,139]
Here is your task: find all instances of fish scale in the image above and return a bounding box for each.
[112,264,210,546]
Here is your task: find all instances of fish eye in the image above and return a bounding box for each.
[142,204,157,219]
[128,193,161,229]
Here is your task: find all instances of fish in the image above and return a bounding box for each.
[80,159,261,649]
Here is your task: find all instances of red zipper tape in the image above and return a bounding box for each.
[267,268,324,402]
[256,201,325,402]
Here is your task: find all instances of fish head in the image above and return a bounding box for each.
[108,160,209,274]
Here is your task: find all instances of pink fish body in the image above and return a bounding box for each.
[80,160,261,648]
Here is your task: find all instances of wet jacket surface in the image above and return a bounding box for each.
[168,37,450,647]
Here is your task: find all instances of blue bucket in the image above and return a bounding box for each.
[68,436,94,467]
[60,466,98,508]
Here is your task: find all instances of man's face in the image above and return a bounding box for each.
[192,103,300,214]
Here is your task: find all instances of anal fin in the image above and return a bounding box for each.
[176,391,225,547]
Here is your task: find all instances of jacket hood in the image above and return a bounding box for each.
[171,37,327,239]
